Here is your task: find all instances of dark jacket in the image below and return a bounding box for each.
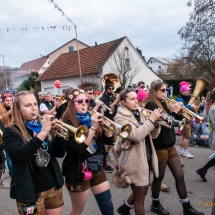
[56,101,68,119]
[146,100,177,150]
[0,120,5,163]
[62,120,113,186]
[99,93,117,120]
[3,125,66,203]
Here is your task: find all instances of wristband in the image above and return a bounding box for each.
[90,127,97,131]
[148,119,156,127]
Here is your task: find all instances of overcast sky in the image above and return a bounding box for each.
[0,0,193,68]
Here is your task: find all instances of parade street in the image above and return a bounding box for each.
[0,140,214,215]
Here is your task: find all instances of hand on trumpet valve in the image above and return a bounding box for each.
[150,108,163,122]
[91,112,103,130]
[172,102,183,114]
[191,104,198,112]
[40,114,56,134]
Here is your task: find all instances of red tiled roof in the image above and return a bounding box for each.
[37,37,126,81]
[16,57,48,77]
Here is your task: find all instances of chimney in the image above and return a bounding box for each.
[69,46,74,52]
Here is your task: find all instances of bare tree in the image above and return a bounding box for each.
[178,0,215,81]
[108,48,140,87]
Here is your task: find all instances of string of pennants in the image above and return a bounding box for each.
[47,0,75,26]
[1,26,73,36]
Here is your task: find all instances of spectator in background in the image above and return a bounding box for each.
[145,85,150,93]
[37,92,44,106]
[135,81,145,93]
[169,85,173,98]
[93,90,101,99]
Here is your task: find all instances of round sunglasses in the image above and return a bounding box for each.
[159,88,167,93]
[74,98,90,104]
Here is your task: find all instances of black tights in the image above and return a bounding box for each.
[152,156,187,199]
[130,184,149,215]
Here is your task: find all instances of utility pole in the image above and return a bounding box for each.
[0,54,8,90]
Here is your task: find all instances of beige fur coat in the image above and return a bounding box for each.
[114,105,160,187]
[0,103,10,127]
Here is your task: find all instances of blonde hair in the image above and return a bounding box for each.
[10,91,37,142]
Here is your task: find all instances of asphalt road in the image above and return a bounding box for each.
[0,139,214,215]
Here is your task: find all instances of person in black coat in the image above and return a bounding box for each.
[62,89,114,215]
[3,91,66,215]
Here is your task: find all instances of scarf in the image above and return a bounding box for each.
[25,119,42,134]
[76,112,92,128]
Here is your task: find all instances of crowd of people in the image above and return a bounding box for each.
[0,78,214,215]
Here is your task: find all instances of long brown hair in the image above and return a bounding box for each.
[10,91,37,143]
[147,80,172,111]
[206,89,215,115]
[62,89,102,138]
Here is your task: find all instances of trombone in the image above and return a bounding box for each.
[164,96,206,124]
[83,108,132,138]
[33,113,89,143]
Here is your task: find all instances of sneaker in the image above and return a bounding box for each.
[105,165,114,173]
[106,155,114,162]
[178,148,184,156]
[183,151,194,159]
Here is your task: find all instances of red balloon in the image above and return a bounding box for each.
[54,80,61,88]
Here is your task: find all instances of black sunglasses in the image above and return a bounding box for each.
[87,92,93,95]
[74,98,90,104]
[108,88,114,91]
[141,86,145,89]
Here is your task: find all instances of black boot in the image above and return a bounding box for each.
[182,201,205,215]
[151,200,170,215]
[196,168,207,182]
[117,203,131,215]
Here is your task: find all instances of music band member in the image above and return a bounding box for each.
[99,83,119,171]
[0,93,13,178]
[176,84,198,159]
[62,89,114,215]
[39,92,58,115]
[3,91,66,215]
[114,87,162,215]
[145,80,204,215]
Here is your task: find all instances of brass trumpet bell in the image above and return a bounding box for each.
[115,124,132,138]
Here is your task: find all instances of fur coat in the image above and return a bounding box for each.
[114,105,160,187]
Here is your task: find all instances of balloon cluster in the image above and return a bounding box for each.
[54,80,61,88]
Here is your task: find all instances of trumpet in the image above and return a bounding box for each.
[136,105,172,128]
[33,113,89,143]
[164,96,206,124]
[51,96,67,104]
[83,108,132,138]
[95,99,114,114]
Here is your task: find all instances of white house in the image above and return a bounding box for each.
[37,37,162,95]
[147,57,175,74]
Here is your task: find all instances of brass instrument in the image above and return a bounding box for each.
[51,95,67,104]
[33,113,89,143]
[83,108,132,138]
[136,105,172,128]
[188,77,209,108]
[96,73,121,114]
[164,97,206,124]
[0,129,3,145]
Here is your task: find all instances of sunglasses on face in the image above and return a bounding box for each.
[108,88,114,91]
[74,99,90,104]
[159,88,167,93]
[87,92,93,95]
[141,86,145,89]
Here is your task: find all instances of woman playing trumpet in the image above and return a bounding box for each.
[62,89,114,215]
[3,91,66,215]
[145,80,204,215]
[114,87,163,215]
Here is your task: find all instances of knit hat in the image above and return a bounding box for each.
[180,85,191,92]
[2,93,13,101]
[137,89,148,101]
[179,81,189,88]
[105,83,113,91]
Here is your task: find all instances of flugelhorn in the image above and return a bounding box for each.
[33,113,89,143]
[136,105,172,128]
[83,108,132,138]
[164,96,206,124]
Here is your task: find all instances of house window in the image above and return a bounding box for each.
[158,66,161,69]
[124,47,129,59]
[151,61,153,63]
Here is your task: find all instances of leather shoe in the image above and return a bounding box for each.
[196,168,207,182]
[151,200,170,215]
[183,201,205,215]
